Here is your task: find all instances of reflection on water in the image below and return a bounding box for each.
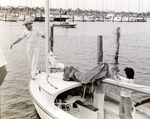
[0,20,150,119]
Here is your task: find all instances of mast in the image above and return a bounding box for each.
[102,0,104,22]
[95,0,97,11]
[128,0,130,22]
[10,0,12,10]
[30,0,32,10]
[138,0,140,13]
[44,0,50,74]
[120,0,122,12]
[106,0,108,11]
[10,0,12,6]
[102,0,104,12]
[26,0,28,12]
[128,0,130,12]
[0,0,1,12]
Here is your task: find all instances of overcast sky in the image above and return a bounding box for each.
[1,0,150,12]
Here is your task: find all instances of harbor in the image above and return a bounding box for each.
[1,18,150,118]
[1,0,150,119]
[0,0,149,23]
[0,7,148,22]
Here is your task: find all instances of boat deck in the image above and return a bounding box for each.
[30,72,150,119]
[104,99,150,119]
[39,72,82,98]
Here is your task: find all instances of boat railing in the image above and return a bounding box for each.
[102,78,150,117]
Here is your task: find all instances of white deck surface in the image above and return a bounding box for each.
[104,100,150,119]
[39,72,82,97]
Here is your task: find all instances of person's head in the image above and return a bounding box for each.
[23,20,33,31]
[124,67,134,79]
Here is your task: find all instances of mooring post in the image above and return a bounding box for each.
[97,35,103,63]
[82,15,84,22]
[114,27,121,64]
[95,35,104,119]
[50,26,54,52]
[96,35,105,119]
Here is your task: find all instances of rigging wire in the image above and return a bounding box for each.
[53,40,98,68]
[53,40,80,60]
[146,0,150,7]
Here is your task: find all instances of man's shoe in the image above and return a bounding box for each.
[31,76,36,80]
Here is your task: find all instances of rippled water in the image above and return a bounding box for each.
[0,20,150,119]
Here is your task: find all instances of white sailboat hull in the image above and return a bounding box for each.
[29,72,150,119]
[0,14,17,22]
[29,73,79,119]
[32,101,53,119]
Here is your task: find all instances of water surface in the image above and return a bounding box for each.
[0,20,150,119]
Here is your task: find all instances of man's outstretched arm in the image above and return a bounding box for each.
[10,38,23,49]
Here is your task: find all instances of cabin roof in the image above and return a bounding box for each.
[39,72,82,97]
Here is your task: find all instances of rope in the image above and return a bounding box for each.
[119,53,134,63]
[54,39,135,66]
[54,40,78,60]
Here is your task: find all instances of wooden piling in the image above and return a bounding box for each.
[82,15,84,22]
[72,15,74,22]
[50,26,54,52]
[114,27,121,64]
[23,15,25,21]
[97,35,103,63]
[95,35,105,119]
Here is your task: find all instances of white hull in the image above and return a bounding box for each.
[71,16,95,22]
[72,16,83,22]
[32,99,57,119]
[110,16,147,22]
[135,17,147,22]
[29,72,150,119]
[0,14,17,22]
[84,16,95,22]
[17,15,35,21]
[6,16,17,22]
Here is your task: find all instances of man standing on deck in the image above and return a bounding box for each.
[10,20,45,79]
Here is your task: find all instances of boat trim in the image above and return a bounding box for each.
[28,79,58,119]
[39,84,53,96]
[38,73,82,98]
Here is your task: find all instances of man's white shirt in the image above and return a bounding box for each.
[19,27,43,49]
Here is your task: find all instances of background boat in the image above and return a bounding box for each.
[17,14,35,21]
[34,13,54,22]
[53,22,77,28]
[0,13,17,22]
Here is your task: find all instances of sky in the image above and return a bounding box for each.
[1,0,150,12]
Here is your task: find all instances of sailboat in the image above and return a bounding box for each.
[0,9,18,22]
[53,19,77,28]
[29,0,150,119]
[135,0,147,22]
[109,0,147,22]
[3,0,18,22]
[17,0,35,21]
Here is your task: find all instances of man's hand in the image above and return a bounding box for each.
[41,35,45,39]
[10,44,13,49]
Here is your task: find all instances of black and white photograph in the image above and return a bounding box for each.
[0,0,150,119]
